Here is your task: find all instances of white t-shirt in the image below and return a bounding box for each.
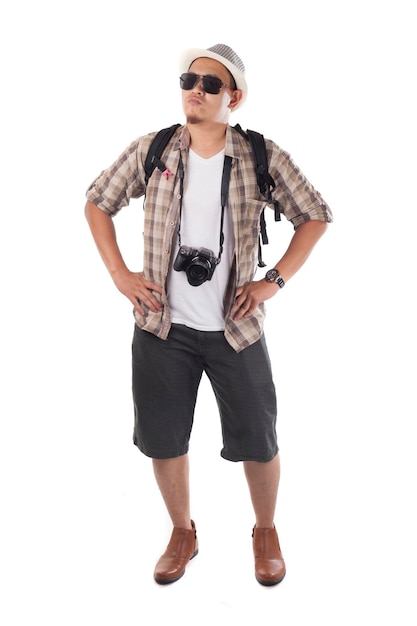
[167,149,234,331]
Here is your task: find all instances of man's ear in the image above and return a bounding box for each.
[228,89,243,111]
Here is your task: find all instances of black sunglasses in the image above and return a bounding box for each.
[179,72,234,95]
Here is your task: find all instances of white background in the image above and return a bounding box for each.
[1,0,416,624]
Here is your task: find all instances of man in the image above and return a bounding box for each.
[85,43,333,586]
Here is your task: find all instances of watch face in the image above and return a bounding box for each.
[265,269,279,282]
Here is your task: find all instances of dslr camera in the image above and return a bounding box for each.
[173,245,219,286]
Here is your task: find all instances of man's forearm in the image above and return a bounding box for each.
[84,200,128,278]
[275,220,328,282]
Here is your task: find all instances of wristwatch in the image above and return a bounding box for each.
[265,268,285,288]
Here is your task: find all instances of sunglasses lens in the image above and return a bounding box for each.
[201,76,222,94]
[179,73,223,94]
[180,73,197,90]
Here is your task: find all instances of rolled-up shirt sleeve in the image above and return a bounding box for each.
[268,142,333,228]
[85,138,145,216]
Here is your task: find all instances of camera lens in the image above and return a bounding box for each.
[186,258,210,286]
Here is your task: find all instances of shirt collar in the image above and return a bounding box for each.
[176,124,242,161]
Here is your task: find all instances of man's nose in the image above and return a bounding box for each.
[192,76,204,92]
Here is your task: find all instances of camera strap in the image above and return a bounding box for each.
[177,153,233,263]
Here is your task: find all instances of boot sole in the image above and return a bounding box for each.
[255,571,286,586]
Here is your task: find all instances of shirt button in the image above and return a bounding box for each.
[177,194,181,199]
[170,221,175,226]
[164,249,170,254]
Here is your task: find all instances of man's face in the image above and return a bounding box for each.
[181,57,241,125]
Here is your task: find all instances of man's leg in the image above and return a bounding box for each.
[152,454,198,584]
[152,454,192,529]
[244,453,286,585]
[243,453,280,528]
[132,326,203,583]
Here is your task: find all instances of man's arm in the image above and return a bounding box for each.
[231,220,328,321]
[84,200,163,315]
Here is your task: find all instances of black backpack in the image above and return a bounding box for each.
[144,123,281,267]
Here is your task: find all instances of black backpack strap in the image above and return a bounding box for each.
[246,128,281,223]
[144,123,181,185]
[234,124,281,268]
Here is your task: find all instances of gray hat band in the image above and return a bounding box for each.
[207,44,246,75]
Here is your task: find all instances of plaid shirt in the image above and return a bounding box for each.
[86,124,333,352]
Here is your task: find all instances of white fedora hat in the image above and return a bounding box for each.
[179,43,248,108]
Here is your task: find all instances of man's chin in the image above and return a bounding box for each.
[186,115,201,125]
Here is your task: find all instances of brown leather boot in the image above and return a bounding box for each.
[154,521,198,584]
[252,525,286,586]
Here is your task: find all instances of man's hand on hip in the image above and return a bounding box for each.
[112,269,163,315]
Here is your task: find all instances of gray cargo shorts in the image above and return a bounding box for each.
[132,323,278,462]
